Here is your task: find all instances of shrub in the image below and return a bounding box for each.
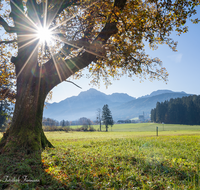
[43,126,70,132]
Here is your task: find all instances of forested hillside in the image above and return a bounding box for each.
[151,95,200,125]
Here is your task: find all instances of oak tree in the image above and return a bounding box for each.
[0,0,199,153]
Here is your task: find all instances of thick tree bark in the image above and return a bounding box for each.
[0,35,54,154]
[0,66,53,154]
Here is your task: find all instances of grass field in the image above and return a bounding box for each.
[70,122,200,133]
[0,123,200,189]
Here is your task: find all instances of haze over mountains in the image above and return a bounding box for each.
[43,89,192,121]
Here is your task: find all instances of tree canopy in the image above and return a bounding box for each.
[0,0,199,89]
[0,60,15,101]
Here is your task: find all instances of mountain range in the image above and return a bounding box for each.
[43,88,192,121]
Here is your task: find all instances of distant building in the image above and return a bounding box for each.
[139,115,144,121]
[139,112,145,122]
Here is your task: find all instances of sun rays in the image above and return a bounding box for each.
[10,0,102,84]
[36,27,52,43]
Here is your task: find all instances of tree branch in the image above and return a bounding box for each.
[0,39,17,45]
[10,0,24,25]
[0,17,16,33]
[65,80,82,89]
[26,0,43,25]
[48,0,82,17]
[42,0,127,92]
[0,88,16,101]
[42,50,96,91]
[94,0,127,44]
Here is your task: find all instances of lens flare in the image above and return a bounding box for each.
[37,27,52,43]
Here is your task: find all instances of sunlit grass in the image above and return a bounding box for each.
[1,123,200,189]
[42,133,200,189]
[69,122,200,132]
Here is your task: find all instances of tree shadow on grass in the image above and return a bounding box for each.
[0,151,70,190]
[0,149,199,189]
[0,150,98,190]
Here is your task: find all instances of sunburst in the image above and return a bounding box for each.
[36,27,53,44]
[9,0,100,81]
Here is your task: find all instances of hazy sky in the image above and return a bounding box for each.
[49,7,200,103]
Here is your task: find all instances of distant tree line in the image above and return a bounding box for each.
[42,117,95,131]
[60,120,70,127]
[42,117,93,127]
[42,117,60,127]
[151,95,200,125]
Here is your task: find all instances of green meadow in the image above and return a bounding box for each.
[70,122,200,133]
[0,123,200,189]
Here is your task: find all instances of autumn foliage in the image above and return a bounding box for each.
[0,0,199,89]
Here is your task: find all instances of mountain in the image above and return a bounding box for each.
[43,89,192,121]
[107,92,136,103]
[138,90,187,99]
[43,88,135,121]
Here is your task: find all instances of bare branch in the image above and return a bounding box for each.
[0,39,17,45]
[48,0,82,17]
[0,88,16,101]
[65,80,82,89]
[0,17,16,33]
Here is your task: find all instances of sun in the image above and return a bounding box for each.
[37,27,52,43]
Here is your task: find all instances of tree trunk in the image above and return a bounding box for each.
[0,65,53,154]
[106,125,108,132]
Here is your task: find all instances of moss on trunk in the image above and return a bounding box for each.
[0,74,54,154]
[0,124,53,154]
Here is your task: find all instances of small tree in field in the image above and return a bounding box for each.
[96,108,102,131]
[0,0,199,154]
[60,120,66,127]
[102,104,113,132]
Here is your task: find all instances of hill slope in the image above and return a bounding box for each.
[112,92,191,120]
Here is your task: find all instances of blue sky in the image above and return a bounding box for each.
[49,7,200,103]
